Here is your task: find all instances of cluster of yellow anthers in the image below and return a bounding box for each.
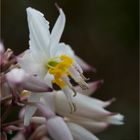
[47,55,74,88]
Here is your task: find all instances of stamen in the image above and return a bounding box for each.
[80,73,90,81]
[69,102,76,113]
[62,76,77,97]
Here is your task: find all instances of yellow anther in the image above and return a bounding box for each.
[47,55,74,88]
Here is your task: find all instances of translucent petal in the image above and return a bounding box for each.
[24,93,42,126]
[75,55,96,72]
[51,43,74,58]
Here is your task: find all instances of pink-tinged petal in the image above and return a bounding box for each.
[50,7,66,50]
[11,133,25,140]
[17,50,46,78]
[23,75,52,92]
[74,80,104,96]
[101,113,124,125]
[103,98,116,108]
[67,122,99,140]
[55,91,112,119]
[6,68,52,92]
[46,116,73,140]
[66,116,109,133]
[37,102,55,119]
[75,55,96,72]
[24,94,42,126]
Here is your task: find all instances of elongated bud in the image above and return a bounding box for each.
[46,116,73,140]
[6,68,52,92]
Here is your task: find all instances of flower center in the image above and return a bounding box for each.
[46,55,74,88]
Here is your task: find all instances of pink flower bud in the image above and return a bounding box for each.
[6,68,52,92]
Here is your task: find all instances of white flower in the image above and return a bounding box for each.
[18,7,89,125]
[27,85,123,140]
[37,82,124,140]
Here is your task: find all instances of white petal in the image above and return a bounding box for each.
[102,113,124,125]
[55,91,112,119]
[24,93,42,126]
[75,55,96,72]
[37,103,55,119]
[18,50,46,78]
[44,73,54,88]
[66,116,108,133]
[52,43,74,58]
[50,8,66,49]
[46,116,73,140]
[41,93,55,112]
[67,122,99,140]
[26,7,50,59]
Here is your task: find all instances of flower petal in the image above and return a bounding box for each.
[26,7,50,59]
[44,73,54,88]
[55,91,112,119]
[37,102,55,119]
[24,93,42,126]
[66,116,108,133]
[6,68,51,92]
[41,93,55,112]
[101,113,124,125]
[46,116,73,140]
[18,50,46,78]
[75,55,96,72]
[51,43,74,58]
[50,8,66,50]
[67,122,99,140]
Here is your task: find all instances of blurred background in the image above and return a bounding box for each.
[1,0,139,140]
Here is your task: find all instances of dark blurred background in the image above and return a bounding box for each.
[1,0,139,140]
